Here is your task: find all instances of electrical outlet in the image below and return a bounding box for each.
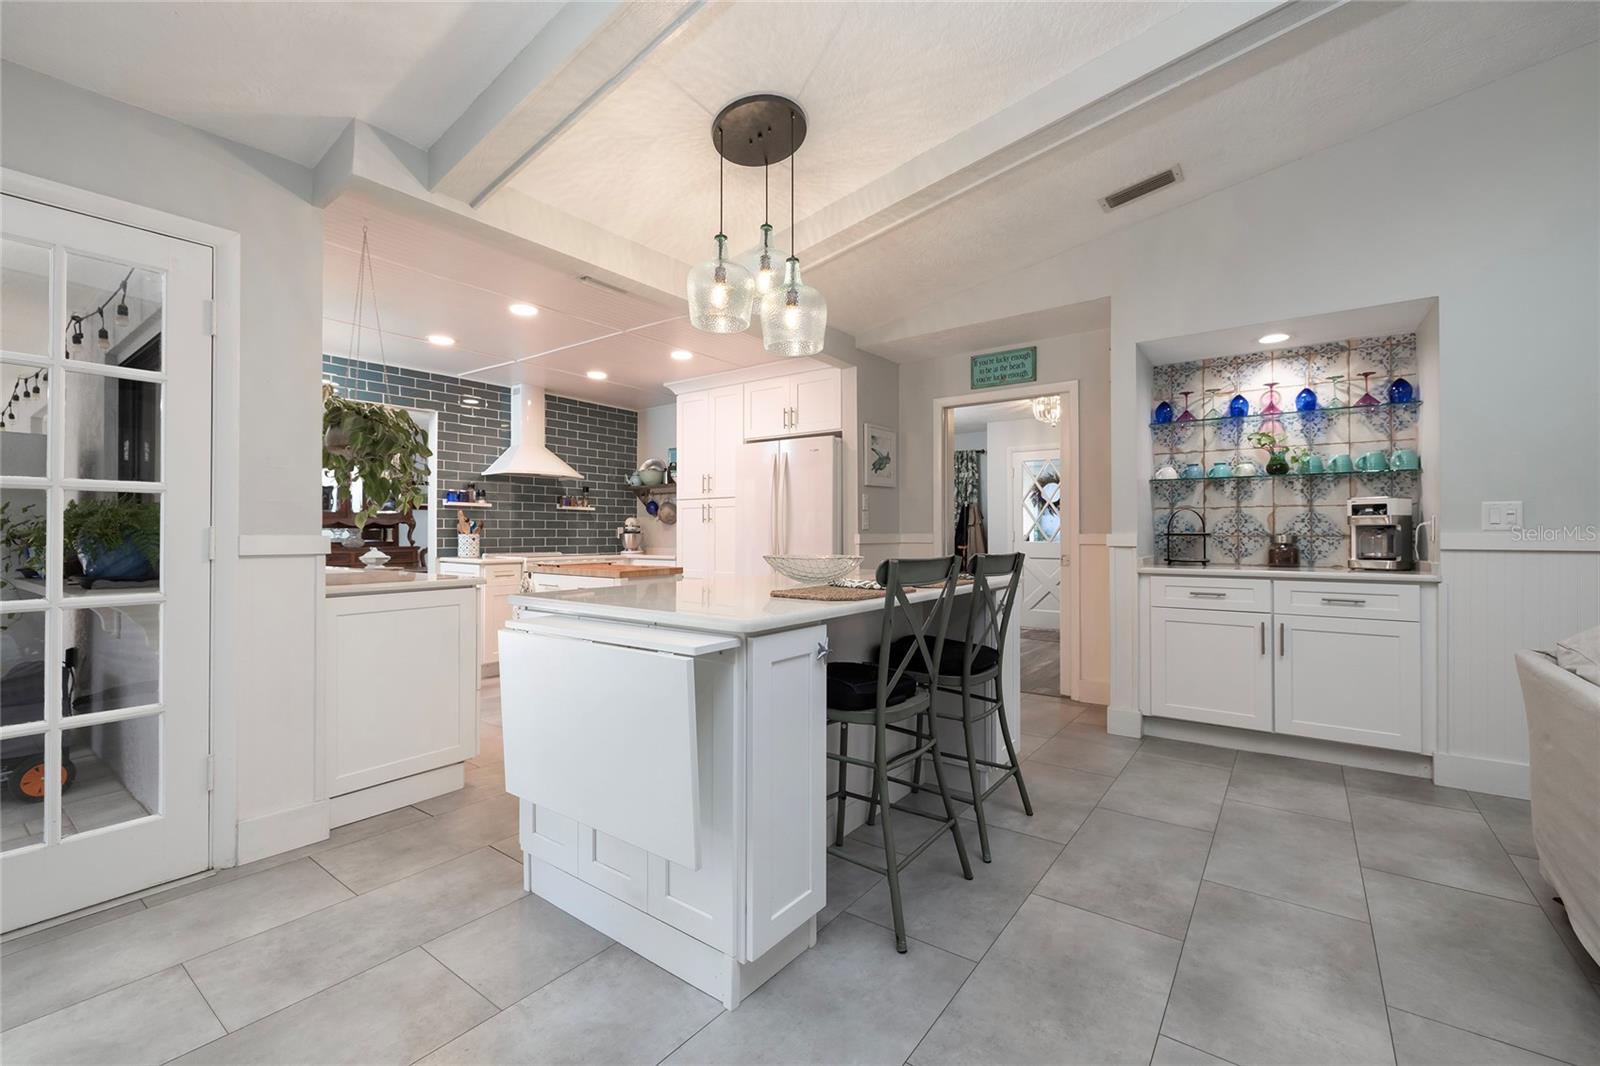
[1481,501,1523,531]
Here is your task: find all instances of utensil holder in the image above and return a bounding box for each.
[457,533,481,559]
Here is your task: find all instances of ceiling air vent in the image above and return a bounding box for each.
[577,274,629,295]
[1099,165,1183,211]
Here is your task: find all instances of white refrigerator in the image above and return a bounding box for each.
[737,435,843,577]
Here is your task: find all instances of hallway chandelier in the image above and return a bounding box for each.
[687,95,826,355]
[1032,395,1061,427]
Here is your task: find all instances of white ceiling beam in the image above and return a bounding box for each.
[784,2,1346,270]
[428,0,705,207]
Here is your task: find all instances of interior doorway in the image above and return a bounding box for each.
[940,387,1078,698]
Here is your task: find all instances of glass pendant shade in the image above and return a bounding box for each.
[687,234,755,333]
[749,223,787,296]
[1031,395,1061,426]
[760,257,826,357]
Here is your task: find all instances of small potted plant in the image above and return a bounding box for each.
[0,500,47,589]
[63,497,160,588]
[322,386,432,522]
[1247,429,1292,476]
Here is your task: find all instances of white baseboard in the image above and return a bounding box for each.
[329,764,464,827]
[1433,752,1530,799]
[1141,717,1434,778]
[236,799,330,865]
[1106,705,1143,739]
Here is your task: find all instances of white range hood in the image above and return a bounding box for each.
[484,385,582,480]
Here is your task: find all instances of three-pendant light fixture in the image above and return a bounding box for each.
[686,95,826,356]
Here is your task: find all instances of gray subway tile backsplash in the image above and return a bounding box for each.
[322,355,638,556]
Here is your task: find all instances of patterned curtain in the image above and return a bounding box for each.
[954,449,984,506]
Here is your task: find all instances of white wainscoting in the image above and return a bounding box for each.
[1436,546,1600,798]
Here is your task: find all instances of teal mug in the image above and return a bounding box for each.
[1207,462,1233,478]
[1181,463,1204,480]
[1390,448,1420,470]
[1298,453,1325,474]
[1355,450,1389,472]
[1327,453,1354,474]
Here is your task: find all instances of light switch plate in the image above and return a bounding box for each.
[1481,500,1523,530]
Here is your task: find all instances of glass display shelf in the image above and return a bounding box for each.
[1150,467,1420,485]
[1148,400,1421,429]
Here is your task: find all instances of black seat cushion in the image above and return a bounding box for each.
[827,661,917,712]
[888,635,1000,678]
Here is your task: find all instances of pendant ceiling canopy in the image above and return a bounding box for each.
[711,95,807,167]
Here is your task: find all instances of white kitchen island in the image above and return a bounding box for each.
[500,573,1020,1008]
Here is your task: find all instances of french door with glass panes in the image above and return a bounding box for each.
[0,194,213,932]
[1010,448,1063,632]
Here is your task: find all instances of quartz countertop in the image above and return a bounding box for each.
[509,571,970,636]
[325,568,483,597]
[1139,564,1440,584]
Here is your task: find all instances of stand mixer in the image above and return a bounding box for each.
[617,516,644,554]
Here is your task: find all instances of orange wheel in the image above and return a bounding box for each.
[13,761,64,802]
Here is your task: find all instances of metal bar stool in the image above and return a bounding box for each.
[826,556,974,953]
[878,552,1032,863]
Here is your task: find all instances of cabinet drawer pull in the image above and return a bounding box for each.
[1320,597,1368,607]
[1259,621,1266,655]
[1278,622,1285,657]
[1187,591,1228,599]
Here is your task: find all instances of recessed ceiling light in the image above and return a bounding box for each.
[509,303,538,317]
[1258,332,1291,344]
[426,334,455,347]
[586,370,608,380]
[670,349,693,361]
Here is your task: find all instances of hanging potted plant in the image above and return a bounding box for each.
[63,497,161,588]
[322,387,431,523]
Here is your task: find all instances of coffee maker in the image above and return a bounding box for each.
[1347,497,1415,571]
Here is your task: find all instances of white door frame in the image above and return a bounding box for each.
[931,380,1080,699]
[3,168,244,872]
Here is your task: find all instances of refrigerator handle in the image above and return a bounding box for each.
[771,453,780,555]
[780,452,790,555]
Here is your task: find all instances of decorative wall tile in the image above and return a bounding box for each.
[322,356,638,557]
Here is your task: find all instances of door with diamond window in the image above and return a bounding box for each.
[1,194,213,932]
[1009,448,1062,631]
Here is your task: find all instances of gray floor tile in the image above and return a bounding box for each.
[1204,799,1367,921]
[1150,1036,1234,1066]
[415,762,509,818]
[1020,693,1076,737]
[185,847,524,1031]
[1226,759,1351,822]
[143,807,433,909]
[1099,752,1231,832]
[0,859,351,1030]
[1344,766,1474,810]
[424,893,612,1008]
[1235,750,1344,784]
[0,898,146,956]
[1349,792,1532,903]
[1162,881,1392,1066]
[963,758,1113,845]
[1387,1007,1568,1066]
[818,855,883,930]
[0,966,223,1065]
[1033,808,1211,939]
[913,895,1180,1065]
[668,914,971,1065]
[843,796,952,859]
[848,824,1061,960]
[312,792,519,893]
[173,948,494,1066]
[1138,737,1238,771]
[1029,723,1140,776]
[1470,791,1537,858]
[1511,853,1600,982]
[420,945,722,1066]
[1070,703,1108,728]
[1013,730,1049,761]
[490,834,521,861]
[1365,868,1600,1064]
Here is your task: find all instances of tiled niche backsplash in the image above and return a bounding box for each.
[1150,334,1422,567]
[322,356,638,557]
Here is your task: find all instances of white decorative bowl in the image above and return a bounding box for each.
[764,554,863,584]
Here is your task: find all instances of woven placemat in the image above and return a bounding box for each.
[770,577,973,602]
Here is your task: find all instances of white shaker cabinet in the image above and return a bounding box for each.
[1149,607,1273,732]
[1274,615,1421,751]
[678,385,743,500]
[744,368,842,440]
[439,559,522,673]
[678,498,738,580]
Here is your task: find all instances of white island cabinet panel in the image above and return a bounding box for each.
[1150,607,1272,732]
[1276,615,1422,751]
[745,625,828,961]
[501,627,703,868]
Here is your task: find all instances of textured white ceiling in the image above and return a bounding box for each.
[811,0,1600,344]
[321,195,775,409]
[503,1,1185,264]
[0,1,562,166]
